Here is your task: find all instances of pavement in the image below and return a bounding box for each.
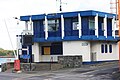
[1,61,120,80]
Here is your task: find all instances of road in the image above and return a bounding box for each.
[0,61,119,80]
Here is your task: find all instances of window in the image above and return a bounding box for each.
[73,22,79,30]
[115,30,119,35]
[101,44,112,53]
[109,44,112,53]
[101,23,104,31]
[89,17,95,30]
[43,19,59,32]
[42,46,51,55]
[101,44,104,53]
[105,44,108,53]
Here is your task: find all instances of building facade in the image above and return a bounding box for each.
[19,10,119,63]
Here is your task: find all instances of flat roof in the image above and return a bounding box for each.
[20,10,116,21]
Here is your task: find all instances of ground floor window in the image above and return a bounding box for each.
[42,42,63,55]
[42,46,51,55]
[105,44,107,53]
[109,44,112,53]
[101,44,104,53]
[101,44,112,53]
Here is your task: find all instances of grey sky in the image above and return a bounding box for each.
[0,0,111,50]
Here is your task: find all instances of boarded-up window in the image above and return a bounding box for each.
[43,47,51,55]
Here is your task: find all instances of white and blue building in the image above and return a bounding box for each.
[18,10,119,63]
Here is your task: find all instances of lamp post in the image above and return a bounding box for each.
[13,17,21,72]
[13,17,20,60]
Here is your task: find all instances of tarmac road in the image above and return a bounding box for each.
[0,61,119,80]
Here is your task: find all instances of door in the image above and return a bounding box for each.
[91,52,96,62]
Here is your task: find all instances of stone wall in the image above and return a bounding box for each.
[58,56,82,68]
[1,63,14,72]
[21,63,63,71]
[0,56,82,72]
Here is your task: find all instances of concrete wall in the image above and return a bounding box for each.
[98,42,118,61]
[91,42,119,61]
[39,55,60,62]
[32,41,118,62]
[32,43,40,62]
[63,41,91,62]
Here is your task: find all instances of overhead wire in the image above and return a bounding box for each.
[4,19,17,58]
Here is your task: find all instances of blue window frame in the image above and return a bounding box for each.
[109,44,112,53]
[105,44,107,53]
[101,44,104,53]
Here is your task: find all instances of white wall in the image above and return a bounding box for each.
[32,41,118,62]
[39,55,60,62]
[91,42,119,61]
[63,41,91,62]
[32,43,40,62]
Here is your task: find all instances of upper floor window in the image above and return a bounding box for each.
[89,17,95,30]
[43,19,59,32]
[115,30,119,35]
[73,22,79,30]
[101,23,104,31]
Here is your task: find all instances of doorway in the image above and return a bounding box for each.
[91,52,96,62]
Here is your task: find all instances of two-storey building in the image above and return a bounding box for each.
[18,10,119,63]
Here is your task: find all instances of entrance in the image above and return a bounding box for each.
[91,52,96,61]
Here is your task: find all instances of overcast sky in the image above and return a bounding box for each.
[0,0,111,50]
